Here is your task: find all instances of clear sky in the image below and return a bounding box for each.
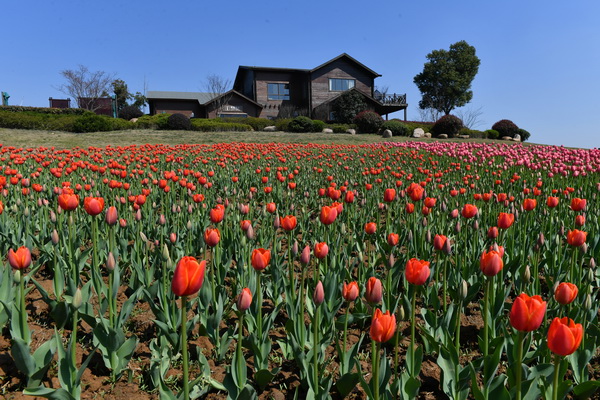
[3,0,599,148]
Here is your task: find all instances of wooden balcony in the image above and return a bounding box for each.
[375,93,407,106]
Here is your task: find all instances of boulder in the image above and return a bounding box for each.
[424,132,432,138]
[322,128,333,134]
[264,126,277,132]
[458,135,470,139]
[438,134,448,139]
[130,118,138,123]
[501,136,512,141]
[382,129,393,138]
[513,134,521,142]
[347,128,356,135]
[412,128,425,138]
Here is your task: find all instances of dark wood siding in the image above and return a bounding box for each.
[149,100,203,118]
[310,59,374,110]
[254,70,309,119]
[205,93,262,118]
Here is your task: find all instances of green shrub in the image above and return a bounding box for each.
[491,119,519,138]
[72,114,113,133]
[0,105,89,115]
[135,114,170,129]
[331,91,367,123]
[312,119,326,132]
[220,117,271,131]
[517,128,530,142]
[327,124,351,133]
[191,119,252,132]
[353,110,383,133]
[485,129,499,139]
[118,105,143,121]
[110,118,135,131]
[381,120,410,137]
[431,115,463,138]
[403,121,434,133]
[167,113,192,130]
[288,116,314,133]
[275,118,293,132]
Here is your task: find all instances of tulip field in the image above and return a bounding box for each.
[1,140,600,399]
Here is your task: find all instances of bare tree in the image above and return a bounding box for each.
[417,106,443,123]
[455,106,485,130]
[57,65,115,112]
[204,74,232,117]
[374,84,389,101]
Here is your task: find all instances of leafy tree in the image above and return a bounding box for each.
[110,79,131,112]
[413,40,480,115]
[331,90,367,123]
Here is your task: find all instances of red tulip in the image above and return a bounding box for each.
[487,226,499,239]
[344,191,355,203]
[546,196,559,208]
[570,198,586,212]
[523,198,537,211]
[83,197,105,216]
[204,228,221,247]
[342,281,359,302]
[365,277,383,304]
[509,293,547,332]
[554,282,578,305]
[383,188,396,203]
[8,247,32,270]
[240,220,252,231]
[405,203,415,214]
[424,197,437,208]
[210,204,225,223]
[280,215,297,231]
[370,309,396,343]
[575,215,585,227]
[407,182,424,202]
[461,204,478,219]
[547,317,583,356]
[480,250,503,277]
[105,206,118,225]
[237,288,252,311]
[58,193,79,211]
[364,222,377,235]
[405,258,431,285]
[497,212,514,229]
[314,242,329,259]
[266,202,276,214]
[251,248,271,271]
[387,233,399,247]
[567,229,587,247]
[171,257,206,296]
[433,235,447,251]
[319,205,338,225]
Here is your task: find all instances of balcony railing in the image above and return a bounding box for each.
[375,93,407,106]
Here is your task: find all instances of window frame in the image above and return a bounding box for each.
[328,78,356,92]
[267,83,290,100]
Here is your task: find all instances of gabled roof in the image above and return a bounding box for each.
[310,53,381,77]
[147,90,262,109]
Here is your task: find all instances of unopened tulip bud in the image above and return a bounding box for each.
[187,220,192,230]
[246,224,255,240]
[140,231,148,242]
[537,233,545,247]
[273,216,280,229]
[24,207,30,217]
[135,209,142,221]
[587,268,594,282]
[13,269,21,283]
[454,222,461,233]
[119,218,127,228]
[51,229,59,245]
[358,250,364,263]
[106,252,116,271]
[171,204,177,213]
[523,265,531,283]
[472,220,479,230]
[388,253,395,268]
[16,199,21,207]
[170,232,177,244]
[162,243,170,261]
[313,281,324,306]
[73,287,83,310]
[441,202,447,212]
[398,305,405,320]
[450,209,459,219]
[590,258,596,269]
[407,230,413,243]
[426,230,431,243]
[422,217,428,227]
[37,198,43,207]
[68,214,74,226]
[292,241,299,257]
[188,204,193,214]
[584,292,592,310]
[50,210,57,223]
[341,223,347,234]
[443,239,452,255]
[459,279,468,300]
[559,225,565,236]
[360,198,366,207]
[300,245,311,266]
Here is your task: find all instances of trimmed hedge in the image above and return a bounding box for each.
[167,113,192,130]
[135,114,170,130]
[0,105,89,115]
[381,120,410,137]
[353,110,383,133]
[191,119,252,132]
[327,124,352,133]
[219,117,271,131]
[431,115,463,138]
[485,129,499,139]
[492,119,520,138]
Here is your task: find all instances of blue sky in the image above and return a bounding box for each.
[3,0,599,148]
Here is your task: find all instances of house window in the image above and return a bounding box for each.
[267,83,290,100]
[329,78,355,91]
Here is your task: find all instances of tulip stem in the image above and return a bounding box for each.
[372,340,380,400]
[411,286,417,377]
[300,268,306,346]
[393,309,401,383]
[19,277,27,342]
[516,330,524,400]
[483,277,491,357]
[211,247,217,303]
[288,232,295,303]
[181,295,189,400]
[552,353,560,400]
[71,309,78,368]
[256,272,263,339]
[442,255,447,313]
[313,304,319,396]
[237,313,245,389]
